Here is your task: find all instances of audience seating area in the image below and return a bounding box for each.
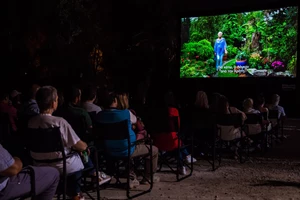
[0,85,287,200]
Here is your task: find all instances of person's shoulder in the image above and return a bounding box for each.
[46,115,68,125]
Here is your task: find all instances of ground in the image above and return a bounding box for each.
[84,119,300,199]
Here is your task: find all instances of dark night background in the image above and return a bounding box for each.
[2,0,299,116]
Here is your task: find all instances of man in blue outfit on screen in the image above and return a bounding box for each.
[214,32,227,70]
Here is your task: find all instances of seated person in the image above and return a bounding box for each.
[55,86,93,138]
[81,85,102,114]
[10,90,22,110]
[268,94,286,120]
[96,91,160,187]
[116,92,147,140]
[20,84,40,117]
[151,91,196,175]
[243,98,262,135]
[216,95,248,140]
[255,95,272,131]
[0,92,18,132]
[194,91,209,111]
[0,144,59,200]
[28,86,110,200]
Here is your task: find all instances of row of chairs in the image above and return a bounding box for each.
[185,109,284,171]
[19,118,159,200]
[0,109,283,199]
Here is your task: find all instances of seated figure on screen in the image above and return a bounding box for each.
[214,32,227,70]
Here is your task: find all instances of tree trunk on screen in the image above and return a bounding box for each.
[181,18,190,46]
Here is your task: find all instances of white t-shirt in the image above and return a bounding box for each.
[245,108,262,135]
[82,102,102,114]
[28,114,84,174]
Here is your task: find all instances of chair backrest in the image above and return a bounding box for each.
[245,113,262,125]
[216,113,243,127]
[27,127,68,200]
[261,111,268,120]
[27,127,64,154]
[191,110,214,129]
[269,109,279,120]
[88,111,97,123]
[94,120,129,141]
[59,111,87,138]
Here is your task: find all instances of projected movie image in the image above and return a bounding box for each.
[180,7,298,78]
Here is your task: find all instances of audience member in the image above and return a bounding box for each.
[0,92,18,132]
[209,92,222,113]
[243,98,262,135]
[117,92,148,140]
[96,91,160,188]
[0,144,59,200]
[217,95,248,140]
[256,95,269,114]
[10,90,22,110]
[64,86,93,129]
[20,84,40,117]
[268,94,286,120]
[81,85,102,114]
[194,91,209,110]
[28,86,110,200]
[152,91,196,175]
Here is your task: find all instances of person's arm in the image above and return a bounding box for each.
[72,140,88,152]
[0,157,23,177]
[129,110,137,124]
[224,39,227,54]
[61,119,88,152]
[232,107,247,121]
[280,107,287,121]
[214,40,217,55]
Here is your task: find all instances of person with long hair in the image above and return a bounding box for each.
[96,91,160,188]
[194,91,209,110]
[116,92,147,140]
[217,95,247,140]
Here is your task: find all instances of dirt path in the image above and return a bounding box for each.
[86,119,300,200]
[98,158,300,200]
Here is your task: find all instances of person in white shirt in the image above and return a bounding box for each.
[81,85,102,114]
[243,98,262,135]
[28,86,110,200]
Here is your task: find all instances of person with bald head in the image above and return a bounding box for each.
[214,31,227,70]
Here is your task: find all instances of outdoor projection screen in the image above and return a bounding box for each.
[180,6,298,78]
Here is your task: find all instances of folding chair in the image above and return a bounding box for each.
[93,120,153,199]
[56,111,93,143]
[88,111,97,124]
[156,116,194,181]
[26,127,100,200]
[17,166,36,200]
[192,112,219,171]
[269,110,284,141]
[245,113,268,153]
[216,113,248,163]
